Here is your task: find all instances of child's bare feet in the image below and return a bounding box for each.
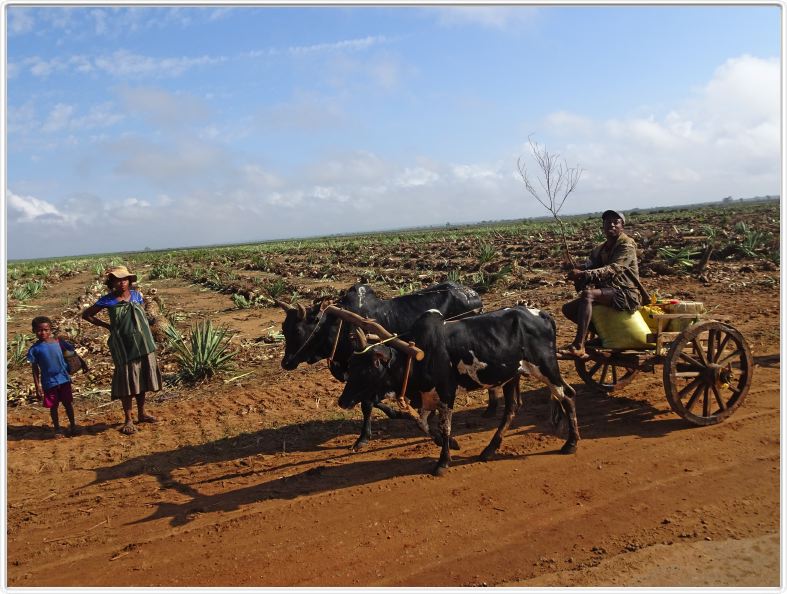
[120,423,136,435]
[138,414,158,423]
[67,426,81,437]
[53,428,65,439]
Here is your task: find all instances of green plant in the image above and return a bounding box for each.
[148,261,180,280]
[250,254,271,271]
[264,278,288,300]
[7,334,32,368]
[657,246,700,270]
[164,320,237,383]
[396,282,418,296]
[10,280,45,302]
[446,269,463,283]
[473,264,512,293]
[739,228,772,258]
[477,243,497,265]
[231,293,268,309]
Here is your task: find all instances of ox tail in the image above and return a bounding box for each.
[549,397,567,434]
[549,378,576,433]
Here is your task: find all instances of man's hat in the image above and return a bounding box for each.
[106,265,137,283]
[602,209,625,224]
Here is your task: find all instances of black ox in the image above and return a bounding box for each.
[338,306,580,476]
[278,282,499,450]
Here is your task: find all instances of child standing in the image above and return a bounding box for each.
[27,316,79,438]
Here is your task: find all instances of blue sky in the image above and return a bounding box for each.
[5,5,781,259]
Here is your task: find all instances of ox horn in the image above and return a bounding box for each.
[354,328,368,350]
[296,302,306,320]
[275,299,295,312]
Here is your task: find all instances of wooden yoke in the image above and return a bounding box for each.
[322,305,425,361]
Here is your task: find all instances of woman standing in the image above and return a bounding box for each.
[82,265,162,434]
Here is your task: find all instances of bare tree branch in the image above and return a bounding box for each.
[517,135,584,267]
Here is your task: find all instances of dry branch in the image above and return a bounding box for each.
[518,136,583,267]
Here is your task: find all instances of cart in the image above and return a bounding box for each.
[558,312,753,426]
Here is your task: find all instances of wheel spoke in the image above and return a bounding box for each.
[713,333,732,363]
[678,376,702,400]
[685,381,705,412]
[587,361,601,378]
[711,382,727,411]
[692,338,709,366]
[600,363,609,385]
[678,351,705,370]
[611,365,618,384]
[717,348,743,367]
[702,385,710,417]
[707,329,717,363]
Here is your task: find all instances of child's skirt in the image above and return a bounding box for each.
[111,352,162,399]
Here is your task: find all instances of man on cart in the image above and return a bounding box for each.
[561,209,647,358]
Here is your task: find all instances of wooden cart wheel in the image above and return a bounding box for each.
[663,321,753,425]
[575,356,638,393]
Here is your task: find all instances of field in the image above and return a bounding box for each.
[5,200,780,587]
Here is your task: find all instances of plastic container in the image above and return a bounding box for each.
[591,305,655,349]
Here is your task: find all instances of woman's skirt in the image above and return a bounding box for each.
[111,352,163,400]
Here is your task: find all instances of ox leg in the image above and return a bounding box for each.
[351,400,374,451]
[482,387,501,418]
[479,380,520,462]
[433,401,454,477]
[520,360,581,454]
[374,402,409,420]
[424,410,461,451]
[557,391,580,454]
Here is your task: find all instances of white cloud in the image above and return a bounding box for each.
[12,50,225,79]
[7,54,779,259]
[396,167,440,188]
[41,103,75,133]
[451,163,501,182]
[94,50,225,78]
[7,191,71,223]
[433,7,540,30]
[118,86,209,128]
[8,8,35,34]
[541,55,779,208]
[285,35,391,56]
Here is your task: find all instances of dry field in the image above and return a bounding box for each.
[5,201,780,587]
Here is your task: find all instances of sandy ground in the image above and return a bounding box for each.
[5,269,781,587]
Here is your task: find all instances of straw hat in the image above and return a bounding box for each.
[106,265,137,283]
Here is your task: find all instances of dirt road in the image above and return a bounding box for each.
[6,273,780,587]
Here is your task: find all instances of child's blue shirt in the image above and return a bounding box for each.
[27,340,72,390]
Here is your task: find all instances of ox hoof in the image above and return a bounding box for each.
[432,464,449,477]
[350,441,368,452]
[478,447,496,462]
[560,442,577,455]
[449,437,461,450]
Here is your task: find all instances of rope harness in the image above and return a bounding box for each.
[327,318,343,367]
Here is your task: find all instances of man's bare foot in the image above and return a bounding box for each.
[559,344,588,359]
[138,414,158,423]
[120,423,136,435]
[53,429,65,439]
